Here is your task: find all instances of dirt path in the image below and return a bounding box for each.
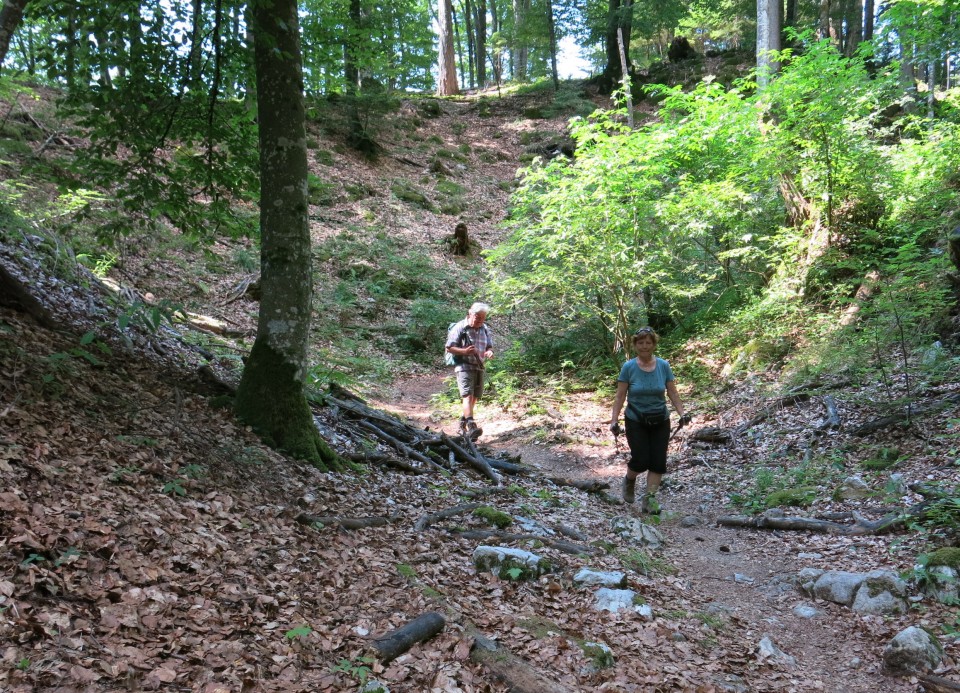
[375,372,916,693]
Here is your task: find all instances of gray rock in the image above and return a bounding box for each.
[593,588,652,619]
[361,682,389,693]
[573,568,627,588]
[797,567,825,595]
[705,602,734,617]
[851,570,908,615]
[792,605,820,619]
[797,552,823,560]
[883,626,943,673]
[811,571,866,605]
[887,473,907,494]
[734,573,754,584]
[611,517,666,549]
[680,515,704,527]
[757,636,796,668]
[472,546,551,580]
[514,516,554,537]
[709,673,750,693]
[924,565,959,604]
[580,641,615,671]
[838,475,872,500]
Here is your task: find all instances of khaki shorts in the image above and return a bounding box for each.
[456,369,485,399]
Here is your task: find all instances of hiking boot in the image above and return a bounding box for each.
[458,417,468,436]
[622,476,636,504]
[465,418,482,440]
[640,493,660,515]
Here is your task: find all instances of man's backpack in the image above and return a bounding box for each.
[443,321,461,366]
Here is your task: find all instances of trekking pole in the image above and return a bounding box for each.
[668,414,693,443]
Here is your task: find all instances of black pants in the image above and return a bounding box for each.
[625,415,670,474]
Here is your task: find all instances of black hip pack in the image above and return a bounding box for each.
[629,407,669,427]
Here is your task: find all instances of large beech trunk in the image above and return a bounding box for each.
[235,0,339,469]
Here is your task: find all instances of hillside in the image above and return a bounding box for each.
[2,81,960,692]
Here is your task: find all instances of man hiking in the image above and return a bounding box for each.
[445,302,494,440]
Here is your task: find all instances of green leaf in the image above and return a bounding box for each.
[285,624,313,639]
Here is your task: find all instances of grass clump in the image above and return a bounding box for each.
[764,487,817,508]
[862,447,901,470]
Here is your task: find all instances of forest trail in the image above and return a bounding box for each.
[375,370,915,692]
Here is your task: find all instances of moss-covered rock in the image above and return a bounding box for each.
[473,506,513,529]
[927,547,960,569]
[764,487,817,508]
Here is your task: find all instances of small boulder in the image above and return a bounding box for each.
[593,588,652,619]
[573,568,627,588]
[580,641,615,672]
[851,570,908,615]
[472,546,551,580]
[811,571,866,606]
[837,475,872,500]
[792,604,820,619]
[757,636,796,668]
[611,517,666,549]
[883,626,943,673]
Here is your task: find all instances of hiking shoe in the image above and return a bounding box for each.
[622,476,636,504]
[465,418,482,440]
[458,417,468,436]
[640,493,660,515]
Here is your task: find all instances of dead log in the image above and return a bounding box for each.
[469,632,577,693]
[917,673,960,692]
[414,502,481,532]
[452,528,598,556]
[851,393,960,436]
[717,513,851,534]
[554,524,590,542]
[547,477,610,493]
[371,611,446,663]
[820,395,841,429]
[689,426,732,444]
[717,500,937,536]
[737,393,811,432]
[0,263,58,329]
[442,433,501,485]
[295,514,391,530]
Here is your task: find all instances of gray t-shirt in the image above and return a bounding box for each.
[618,357,675,419]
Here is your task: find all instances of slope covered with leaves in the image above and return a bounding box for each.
[2,78,960,692]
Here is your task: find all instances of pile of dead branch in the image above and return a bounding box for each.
[321,385,609,496]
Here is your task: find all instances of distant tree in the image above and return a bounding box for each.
[235,0,340,470]
[600,0,632,93]
[438,0,459,94]
[0,0,30,68]
[756,0,781,86]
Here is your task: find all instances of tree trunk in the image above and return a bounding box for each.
[0,0,29,68]
[464,0,475,88]
[756,0,782,87]
[844,0,862,56]
[863,0,874,42]
[343,0,360,92]
[601,0,631,93]
[437,0,458,95]
[785,0,797,31]
[512,0,528,81]
[817,0,830,41]
[546,0,558,90]
[474,0,487,86]
[236,0,339,470]
[452,3,465,89]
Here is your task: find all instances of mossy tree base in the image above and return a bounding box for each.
[235,340,342,471]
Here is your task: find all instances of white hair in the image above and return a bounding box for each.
[469,302,491,315]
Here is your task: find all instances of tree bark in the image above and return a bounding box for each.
[474,0,487,86]
[601,0,632,92]
[236,0,340,470]
[756,0,782,87]
[437,0,458,95]
[546,0,558,90]
[0,0,29,69]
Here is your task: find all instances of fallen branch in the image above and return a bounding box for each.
[345,452,426,474]
[736,394,811,432]
[357,420,447,473]
[917,673,960,693]
[295,514,391,530]
[717,500,937,536]
[442,433,501,485]
[689,427,732,444]
[371,611,446,663]
[547,477,610,493]
[820,395,841,429]
[451,528,598,556]
[851,394,960,436]
[0,263,58,329]
[414,502,482,532]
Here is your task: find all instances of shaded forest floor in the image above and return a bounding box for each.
[1,78,959,691]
